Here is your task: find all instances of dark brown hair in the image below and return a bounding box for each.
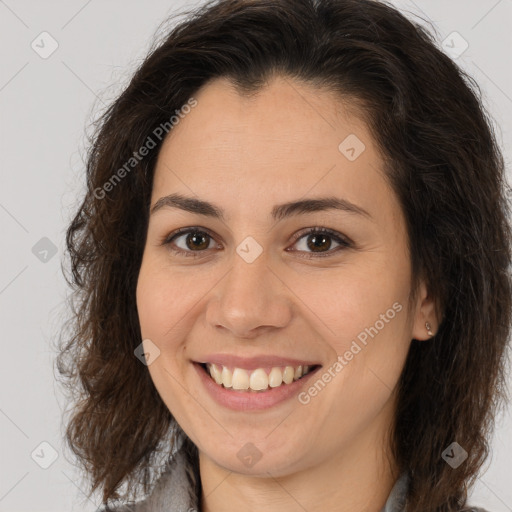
[56,0,512,510]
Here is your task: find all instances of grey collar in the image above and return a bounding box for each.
[379,471,410,512]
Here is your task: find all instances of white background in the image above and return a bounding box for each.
[0,0,511,511]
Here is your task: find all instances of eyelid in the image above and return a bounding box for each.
[160,225,353,258]
[160,226,220,257]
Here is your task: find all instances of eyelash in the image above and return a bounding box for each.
[160,226,353,259]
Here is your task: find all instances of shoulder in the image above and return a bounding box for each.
[95,506,138,512]
[94,439,197,512]
[94,467,191,511]
[94,497,155,511]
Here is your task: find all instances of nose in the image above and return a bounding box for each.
[205,249,293,339]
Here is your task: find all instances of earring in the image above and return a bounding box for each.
[425,321,434,336]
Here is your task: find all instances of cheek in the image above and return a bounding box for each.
[291,256,411,403]
[291,266,405,342]
[135,259,210,385]
[136,263,192,408]
[136,268,164,339]
[136,259,192,339]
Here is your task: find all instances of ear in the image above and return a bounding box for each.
[411,279,438,341]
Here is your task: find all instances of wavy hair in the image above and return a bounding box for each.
[56,0,512,510]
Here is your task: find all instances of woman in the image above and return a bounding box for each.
[57,0,512,511]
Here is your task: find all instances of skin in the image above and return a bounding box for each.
[136,76,437,512]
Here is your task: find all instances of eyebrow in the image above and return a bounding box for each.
[150,193,372,222]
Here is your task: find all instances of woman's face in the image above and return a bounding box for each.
[136,76,435,477]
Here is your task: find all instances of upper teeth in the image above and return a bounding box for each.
[206,363,312,391]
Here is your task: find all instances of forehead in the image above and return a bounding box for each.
[151,76,395,225]
[157,76,373,164]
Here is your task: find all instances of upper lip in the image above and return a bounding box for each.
[194,354,322,370]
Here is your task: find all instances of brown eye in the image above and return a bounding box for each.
[162,226,352,259]
[289,227,352,258]
[305,232,334,252]
[182,231,210,251]
[163,228,217,258]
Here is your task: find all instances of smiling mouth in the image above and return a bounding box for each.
[199,362,321,392]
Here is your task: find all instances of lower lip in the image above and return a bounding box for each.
[193,362,321,411]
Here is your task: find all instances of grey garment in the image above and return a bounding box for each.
[381,472,408,512]
[97,444,490,512]
[96,438,197,512]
